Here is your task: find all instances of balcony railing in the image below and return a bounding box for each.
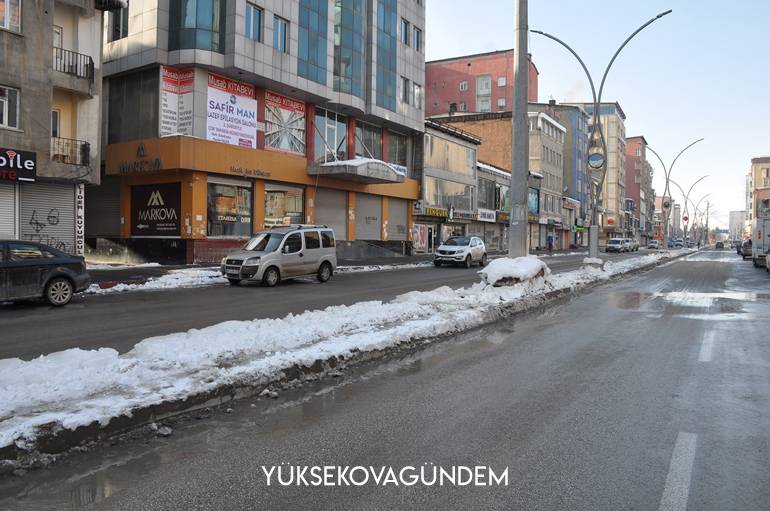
[53,47,94,83]
[51,137,91,166]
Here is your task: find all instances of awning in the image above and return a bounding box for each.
[308,157,406,184]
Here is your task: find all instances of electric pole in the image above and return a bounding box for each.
[508,0,529,257]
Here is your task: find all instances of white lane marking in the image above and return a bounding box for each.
[658,432,698,511]
[698,330,717,362]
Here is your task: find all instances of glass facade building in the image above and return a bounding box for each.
[333,0,366,98]
[169,0,226,53]
[375,0,398,111]
[298,0,328,85]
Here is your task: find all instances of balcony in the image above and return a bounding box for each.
[51,137,91,167]
[95,0,127,10]
[52,48,95,96]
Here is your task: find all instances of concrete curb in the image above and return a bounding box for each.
[0,250,694,468]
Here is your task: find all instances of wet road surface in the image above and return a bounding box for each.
[0,251,645,360]
[2,249,768,510]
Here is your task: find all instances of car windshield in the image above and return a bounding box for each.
[444,237,471,246]
[243,232,285,252]
[608,239,622,244]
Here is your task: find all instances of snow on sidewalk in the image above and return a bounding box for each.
[0,252,672,451]
[86,268,226,294]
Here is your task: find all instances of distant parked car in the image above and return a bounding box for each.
[221,225,337,287]
[0,241,91,306]
[606,238,625,253]
[741,239,752,260]
[629,239,640,251]
[647,240,661,249]
[434,236,487,268]
[715,241,724,249]
[673,239,684,248]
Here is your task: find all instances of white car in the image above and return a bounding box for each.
[434,236,488,268]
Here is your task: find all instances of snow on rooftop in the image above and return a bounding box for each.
[321,157,406,176]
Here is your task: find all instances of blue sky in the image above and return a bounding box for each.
[426,0,770,228]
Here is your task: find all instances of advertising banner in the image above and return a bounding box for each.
[0,147,36,182]
[477,208,496,223]
[206,73,258,148]
[264,90,306,154]
[159,66,194,137]
[131,183,181,236]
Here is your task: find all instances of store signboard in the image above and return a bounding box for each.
[206,73,258,148]
[264,90,306,154]
[131,183,181,236]
[477,208,496,223]
[0,148,36,182]
[159,66,194,137]
[75,184,85,255]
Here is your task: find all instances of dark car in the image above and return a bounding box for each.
[715,241,724,249]
[1,241,91,306]
[741,239,752,260]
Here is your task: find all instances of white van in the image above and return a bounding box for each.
[221,225,337,286]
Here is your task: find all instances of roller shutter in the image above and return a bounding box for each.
[85,175,121,237]
[314,188,347,240]
[0,182,16,238]
[387,198,408,241]
[21,182,76,254]
[355,193,381,240]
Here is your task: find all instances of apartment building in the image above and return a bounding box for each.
[424,49,538,116]
[88,0,425,263]
[747,156,770,224]
[0,0,117,253]
[528,112,567,249]
[625,136,655,244]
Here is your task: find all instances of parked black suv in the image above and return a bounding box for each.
[0,241,91,306]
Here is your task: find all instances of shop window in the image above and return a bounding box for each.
[207,183,253,237]
[304,231,320,249]
[283,232,302,253]
[265,183,304,227]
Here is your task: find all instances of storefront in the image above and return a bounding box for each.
[469,208,501,252]
[412,204,470,253]
[104,136,418,262]
[0,147,85,255]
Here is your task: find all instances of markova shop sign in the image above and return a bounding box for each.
[131,183,181,236]
[0,147,36,182]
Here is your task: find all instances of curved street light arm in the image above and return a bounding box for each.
[670,138,705,175]
[597,10,673,104]
[530,30,598,106]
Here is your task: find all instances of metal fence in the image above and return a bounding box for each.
[53,47,94,82]
[51,137,91,166]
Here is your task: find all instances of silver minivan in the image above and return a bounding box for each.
[221,225,337,287]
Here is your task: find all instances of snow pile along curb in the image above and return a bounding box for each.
[0,252,674,455]
[86,268,226,294]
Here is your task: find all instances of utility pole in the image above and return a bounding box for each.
[705,200,710,245]
[508,0,529,257]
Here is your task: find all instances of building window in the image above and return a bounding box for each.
[109,4,129,42]
[459,101,466,112]
[497,98,506,110]
[497,76,506,87]
[400,18,410,45]
[477,97,490,112]
[424,176,473,211]
[273,15,289,53]
[0,0,21,33]
[53,26,63,48]
[0,85,20,129]
[387,131,409,167]
[298,0,328,85]
[413,83,423,109]
[478,178,496,210]
[476,75,491,95]
[375,0,397,111]
[207,183,253,237]
[459,80,468,91]
[313,108,347,163]
[265,183,304,227]
[355,121,382,160]
[333,0,365,97]
[169,0,225,52]
[413,26,422,52]
[51,109,60,138]
[400,76,411,104]
[245,3,263,41]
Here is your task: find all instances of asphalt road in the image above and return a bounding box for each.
[0,251,645,360]
[1,249,768,510]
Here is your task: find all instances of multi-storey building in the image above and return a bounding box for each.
[88,0,425,263]
[0,1,117,253]
[473,161,516,252]
[571,102,626,241]
[625,136,652,244]
[530,101,590,246]
[747,157,770,224]
[729,210,746,241]
[424,49,538,117]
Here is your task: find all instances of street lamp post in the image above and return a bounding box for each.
[668,175,708,244]
[532,9,672,259]
[646,139,704,251]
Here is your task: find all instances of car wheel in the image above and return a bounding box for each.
[227,278,241,285]
[317,262,332,283]
[434,260,442,267]
[480,253,488,267]
[262,267,280,287]
[45,277,74,306]
[464,255,472,269]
